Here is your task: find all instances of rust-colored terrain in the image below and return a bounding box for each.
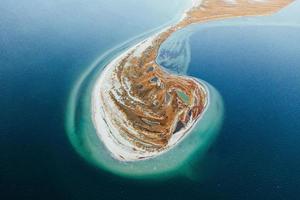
[99,0,293,156]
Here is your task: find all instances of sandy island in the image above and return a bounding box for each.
[92,0,293,161]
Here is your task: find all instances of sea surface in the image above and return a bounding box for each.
[1,0,300,199]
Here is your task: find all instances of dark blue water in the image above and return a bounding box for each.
[1,0,300,199]
[188,25,300,199]
[0,1,189,199]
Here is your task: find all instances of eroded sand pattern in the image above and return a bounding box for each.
[92,0,293,161]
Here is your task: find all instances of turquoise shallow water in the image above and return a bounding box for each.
[65,3,224,177]
[1,0,300,199]
[67,65,224,178]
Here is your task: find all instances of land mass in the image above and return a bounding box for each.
[92,0,293,161]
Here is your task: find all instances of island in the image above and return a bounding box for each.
[92,0,293,162]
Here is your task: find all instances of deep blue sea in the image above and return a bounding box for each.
[1,0,300,199]
[188,25,300,199]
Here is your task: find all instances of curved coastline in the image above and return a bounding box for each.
[66,0,294,178]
